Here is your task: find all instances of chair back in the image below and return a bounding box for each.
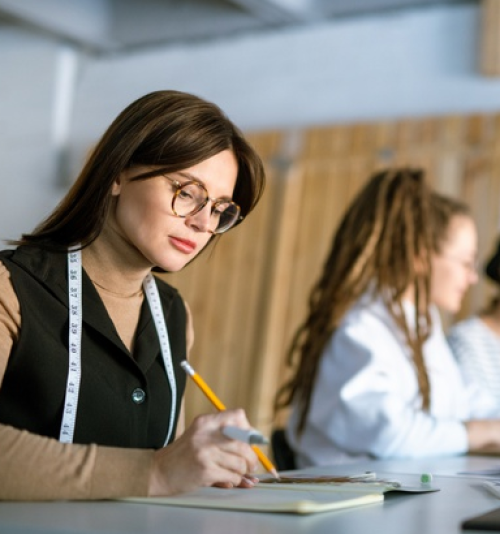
[271,428,296,471]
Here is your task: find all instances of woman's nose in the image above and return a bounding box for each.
[469,269,479,285]
[186,203,212,233]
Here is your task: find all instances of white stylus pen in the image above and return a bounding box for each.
[222,425,269,445]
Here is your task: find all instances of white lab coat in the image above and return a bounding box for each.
[286,292,498,468]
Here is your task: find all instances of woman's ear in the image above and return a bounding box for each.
[413,248,436,276]
[415,249,431,277]
[414,256,425,276]
[111,173,122,196]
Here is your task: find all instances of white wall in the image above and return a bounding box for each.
[1,2,500,240]
[0,28,66,241]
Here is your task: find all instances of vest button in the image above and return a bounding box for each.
[132,388,146,404]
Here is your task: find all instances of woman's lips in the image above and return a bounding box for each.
[169,236,196,254]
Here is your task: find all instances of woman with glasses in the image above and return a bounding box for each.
[277,169,500,468]
[0,90,265,499]
[448,238,500,408]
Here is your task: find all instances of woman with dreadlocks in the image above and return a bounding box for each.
[278,169,500,468]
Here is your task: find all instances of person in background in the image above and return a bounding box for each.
[0,90,266,500]
[276,168,500,468]
[448,238,500,407]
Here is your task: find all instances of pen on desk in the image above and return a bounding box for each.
[180,360,279,479]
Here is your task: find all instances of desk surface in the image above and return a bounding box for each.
[3,455,500,534]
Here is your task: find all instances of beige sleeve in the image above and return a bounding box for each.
[0,261,19,388]
[0,424,154,500]
[0,261,154,501]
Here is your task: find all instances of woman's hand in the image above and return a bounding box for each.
[148,408,259,496]
[465,419,500,453]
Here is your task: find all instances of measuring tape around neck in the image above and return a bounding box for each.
[59,250,177,446]
[143,272,177,445]
[59,249,83,443]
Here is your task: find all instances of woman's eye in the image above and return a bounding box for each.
[214,202,230,216]
[178,189,195,200]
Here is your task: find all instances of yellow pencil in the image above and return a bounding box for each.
[180,360,279,479]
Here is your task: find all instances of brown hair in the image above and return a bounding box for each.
[13,90,265,249]
[481,237,500,314]
[276,168,471,435]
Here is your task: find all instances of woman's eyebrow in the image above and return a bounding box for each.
[177,171,202,183]
[175,170,234,200]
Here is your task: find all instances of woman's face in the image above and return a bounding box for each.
[109,149,238,272]
[430,215,479,313]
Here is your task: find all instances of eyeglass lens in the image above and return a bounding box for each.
[173,182,239,233]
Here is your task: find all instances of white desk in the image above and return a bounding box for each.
[2,456,500,534]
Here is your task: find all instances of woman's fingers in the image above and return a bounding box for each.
[148,409,260,496]
[213,442,257,475]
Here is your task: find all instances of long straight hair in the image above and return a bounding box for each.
[13,90,265,249]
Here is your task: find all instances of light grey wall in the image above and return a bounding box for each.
[0,28,67,241]
[1,2,500,241]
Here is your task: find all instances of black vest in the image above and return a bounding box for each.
[0,246,186,448]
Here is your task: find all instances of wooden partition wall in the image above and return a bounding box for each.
[163,113,500,460]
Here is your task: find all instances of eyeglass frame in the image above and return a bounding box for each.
[440,253,479,274]
[127,167,243,234]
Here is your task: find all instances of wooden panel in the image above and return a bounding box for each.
[163,132,284,430]
[271,114,500,423]
[480,0,500,77]
[160,114,500,454]
[249,163,305,431]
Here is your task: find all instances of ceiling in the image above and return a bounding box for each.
[0,0,471,56]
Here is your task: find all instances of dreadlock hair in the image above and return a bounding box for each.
[275,168,471,436]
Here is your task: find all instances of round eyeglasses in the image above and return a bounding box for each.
[128,168,242,234]
[165,175,242,234]
[441,253,479,275]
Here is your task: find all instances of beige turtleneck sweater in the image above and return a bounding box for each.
[0,261,192,501]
